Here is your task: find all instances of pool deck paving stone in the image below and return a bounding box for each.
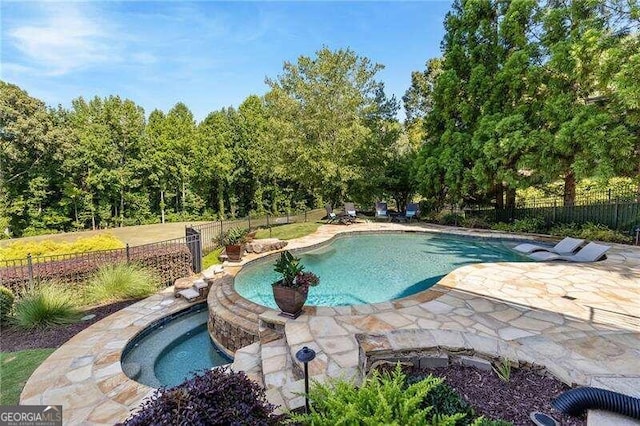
[19,221,640,425]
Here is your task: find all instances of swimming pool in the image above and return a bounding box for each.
[235,232,528,308]
[121,303,232,388]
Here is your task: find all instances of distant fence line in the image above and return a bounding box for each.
[0,208,325,291]
[467,187,640,232]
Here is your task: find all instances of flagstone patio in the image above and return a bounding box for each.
[19,222,640,425]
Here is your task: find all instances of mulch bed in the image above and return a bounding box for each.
[0,299,142,352]
[411,365,586,426]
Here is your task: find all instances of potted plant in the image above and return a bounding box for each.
[219,227,249,262]
[271,251,320,318]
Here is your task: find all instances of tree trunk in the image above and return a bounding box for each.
[217,180,225,220]
[182,181,186,213]
[563,170,576,207]
[505,187,516,210]
[494,182,504,210]
[120,189,125,227]
[160,189,165,224]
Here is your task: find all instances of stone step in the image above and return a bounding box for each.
[177,287,200,302]
[261,338,296,390]
[230,342,263,387]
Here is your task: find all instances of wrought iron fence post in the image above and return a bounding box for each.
[614,197,620,229]
[305,210,307,222]
[126,244,130,263]
[27,253,34,289]
[248,213,251,230]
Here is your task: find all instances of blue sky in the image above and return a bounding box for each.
[1,1,451,121]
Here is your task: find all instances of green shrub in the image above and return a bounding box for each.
[577,222,631,244]
[84,263,160,304]
[408,374,474,424]
[491,217,545,234]
[0,234,124,261]
[13,283,81,329]
[462,217,491,229]
[291,364,467,425]
[550,222,631,244]
[548,222,581,238]
[0,285,15,322]
[440,213,465,227]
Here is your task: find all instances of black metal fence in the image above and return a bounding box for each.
[467,187,640,232]
[0,208,326,291]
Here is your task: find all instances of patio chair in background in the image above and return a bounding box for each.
[325,204,351,225]
[325,204,338,224]
[405,203,420,221]
[514,237,585,255]
[528,242,611,262]
[343,202,357,222]
[375,202,389,220]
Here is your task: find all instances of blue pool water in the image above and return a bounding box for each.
[121,304,232,388]
[235,233,527,308]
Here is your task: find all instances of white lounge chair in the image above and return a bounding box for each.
[513,237,584,254]
[528,242,611,262]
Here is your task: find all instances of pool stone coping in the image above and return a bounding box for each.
[18,222,640,425]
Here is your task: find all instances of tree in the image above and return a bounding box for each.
[264,47,399,207]
[0,81,68,236]
[194,109,234,218]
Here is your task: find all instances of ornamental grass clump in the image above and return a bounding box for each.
[84,263,160,304]
[119,367,278,426]
[13,282,81,329]
[0,285,15,323]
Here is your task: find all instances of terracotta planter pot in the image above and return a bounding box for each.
[225,244,244,262]
[272,282,307,318]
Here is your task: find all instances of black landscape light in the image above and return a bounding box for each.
[295,346,316,413]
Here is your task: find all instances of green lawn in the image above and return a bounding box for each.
[0,348,55,404]
[202,247,223,269]
[255,222,322,240]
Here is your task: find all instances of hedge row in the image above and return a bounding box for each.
[0,244,192,292]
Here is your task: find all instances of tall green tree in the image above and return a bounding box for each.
[264,47,399,207]
[1,82,68,236]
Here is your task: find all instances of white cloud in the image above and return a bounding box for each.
[8,4,118,76]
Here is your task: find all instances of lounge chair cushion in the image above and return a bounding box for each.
[528,242,611,262]
[514,237,584,254]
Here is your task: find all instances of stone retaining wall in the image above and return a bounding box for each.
[207,311,259,354]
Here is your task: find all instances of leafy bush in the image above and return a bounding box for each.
[576,222,631,244]
[462,217,491,229]
[407,374,474,425]
[291,364,467,425]
[440,213,465,226]
[119,367,277,426]
[491,217,545,234]
[84,264,160,304]
[0,234,124,261]
[0,285,15,323]
[13,282,81,329]
[550,222,631,244]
